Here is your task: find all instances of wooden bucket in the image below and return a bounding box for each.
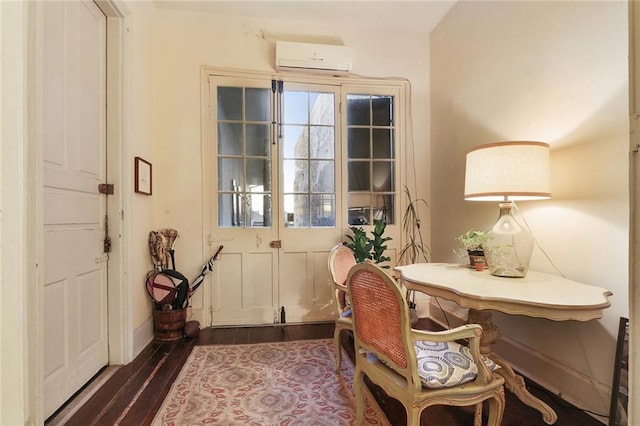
[153,308,186,341]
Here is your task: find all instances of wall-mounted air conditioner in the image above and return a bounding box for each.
[275,41,354,74]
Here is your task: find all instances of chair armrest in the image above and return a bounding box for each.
[332,281,348,293]
[330,279,349,313]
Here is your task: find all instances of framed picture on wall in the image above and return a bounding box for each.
[135,156,152,195]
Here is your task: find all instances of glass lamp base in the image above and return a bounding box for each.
[483,202,534,278]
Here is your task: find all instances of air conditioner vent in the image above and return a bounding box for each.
[275,41,353,74]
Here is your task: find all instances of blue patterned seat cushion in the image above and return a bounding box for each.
[414,340,498,389]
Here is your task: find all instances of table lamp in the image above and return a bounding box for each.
[464,141,551,277]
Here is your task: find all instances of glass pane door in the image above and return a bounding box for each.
[346,94,396,225]
[282,89,336,228]
[217,86,273,227]
[207,73,405,326]
[277,82,342,323]
[210,76,279,326]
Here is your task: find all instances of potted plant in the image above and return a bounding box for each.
[454,229,486,267]
[370,220,392,267]
[345,226,372,263]
[398,186,430,265]
[473,257,485,271]
[345,219,392,268]
[397,186,430,325]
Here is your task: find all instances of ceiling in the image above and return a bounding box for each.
[153,0,457,35]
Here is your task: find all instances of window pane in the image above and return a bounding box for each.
[348,161,370,191]
[311,160,334,192]
[284,91,308,124]
[347,96,369,125]
[348,128,370,159]
[372,96,393,126]
[246,124,270,156]
[246,158,271,191]
[218,193,245,227]
[283,125,308,158]
[218,123,243,155]
[283,159,308,192]
[217,87,242,120]
[373,128,393,159]
[311,194,335,227]
[247,193,271,227]
[310,93,334,125]
[218,194,234,227]
[218,158,243,191]
[348,193,371,225]
[215,82,273,230]
[284,194,309,227]
[310,126,333,159]
[373,194,394,224]
[372,161,393,192]
[346,92,395,225]
[245,88,270,121]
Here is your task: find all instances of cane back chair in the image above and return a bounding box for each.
[327,243,357,372]
[347,261,505,426]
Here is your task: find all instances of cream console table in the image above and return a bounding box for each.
[394,262,612,425]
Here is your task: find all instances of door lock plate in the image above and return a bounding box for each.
[98,183,114,194]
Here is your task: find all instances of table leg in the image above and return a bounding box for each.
[467,309,559,425]
[467,309,500,355]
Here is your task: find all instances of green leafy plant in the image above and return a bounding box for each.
[345,226,373,263]
[455,229,486,253]
[345,219,392,268]
[398,186,430,265]
[396,186,429,318]
[370,220,392,266]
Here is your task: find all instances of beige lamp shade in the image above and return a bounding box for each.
[464,141,551,201]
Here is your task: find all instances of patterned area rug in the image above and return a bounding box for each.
[152,339,388,425]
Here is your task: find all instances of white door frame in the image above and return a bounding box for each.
[628,2,639,424]
[97,0,133,368]
[0,2,38,423]
[200,67,409,326]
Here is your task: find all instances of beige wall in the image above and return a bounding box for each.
[127,1,160,338]
[127,4,432,337]
[431,0,628,417]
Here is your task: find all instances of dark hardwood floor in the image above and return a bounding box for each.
[47,321,607,425]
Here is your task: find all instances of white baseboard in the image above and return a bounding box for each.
[493,335,609,424]
[133,316,154,358]
[427,298,609,424]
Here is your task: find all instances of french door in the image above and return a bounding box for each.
[206,72,401,325]
[277,81,342,323]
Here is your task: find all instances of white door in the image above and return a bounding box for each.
[41,0,109,417]
[209,77,342,325]
[277,82,342,323]
[207,74,402,326]
[210,77,280,325]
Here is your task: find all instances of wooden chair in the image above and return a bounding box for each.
[327,243,356,373]
[347,261,506,426]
